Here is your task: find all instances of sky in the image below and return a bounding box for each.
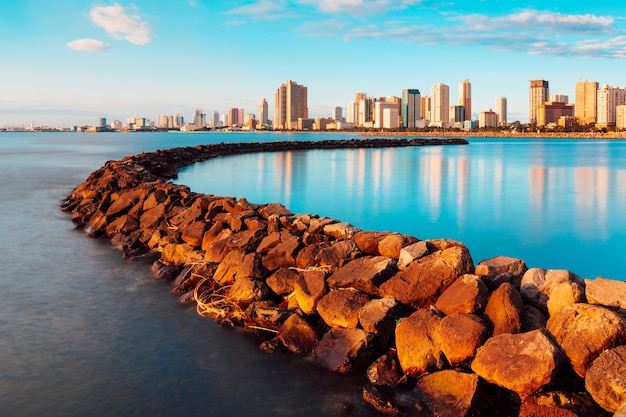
[1,0,626,127]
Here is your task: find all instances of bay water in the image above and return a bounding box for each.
[1,131,625,417]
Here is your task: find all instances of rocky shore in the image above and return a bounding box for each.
[61,137,626,417]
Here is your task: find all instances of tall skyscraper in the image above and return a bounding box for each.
[259,98,268,126]
[354,92,373,127]
[431,83,450,127]
[459,79,471,121]
[495,97,507,125]
[575,80,599,125]
[420,96,431,120]
[347,102,356,124]
[274,80,308,130]
[529,79,549,124]
[228,108,239,126]
[193,108,206,128]
[332,106,342,121]
[597,85,626,127]
[402,89,421,129]
[209,111,219,127]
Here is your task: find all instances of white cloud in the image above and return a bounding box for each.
[297,0,422,14]
[90,3,153,45]
[67,38,111,52]
[461,10,614,33]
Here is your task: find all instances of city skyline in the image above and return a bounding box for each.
[2,1,626,127]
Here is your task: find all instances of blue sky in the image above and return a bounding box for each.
[1,0,626,127]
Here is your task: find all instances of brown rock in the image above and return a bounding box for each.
[359,297,404,346]
[326,256,397,296]
[180,221,209,248]
[308,216,338,234]
[255,231,281,254]
[314,327,375,374]
[294,241,331,269]
[522,304,548,332]
[151,259,182,281]
[439,313,489,367]
[395,308,444,376]
[483,282,525,335]
[547,303,626,377]
[317,288,372,329]
[362,384,401,416]
[203,228,234,263]
[315,239,361,269]
[105,214,139,237]
[213,250,262,286]
[200,221,229,251]
[261,230,301,271]
[353,231,390,255]
[585,276,626,315]
[475,255,527,290]
[379,245,474,309]
[397,240,431,270]
[521,268,586,316]
[275,313,319,354]
[257,202,292,219]
[139,203,166,230]
[518,400,578,417]
[227,276,269,305]
[323,221,360,240]
[160,243,204,265]
[415,370,486,417]
[226,229,265,251]
[435,274,489,315]
[471,329,563,398]
[366,352,404,387]
[266,268,300,296]
[585,345,626,413]
[293,270,327,315]
[169,204,203,229]
[377,233,418,259]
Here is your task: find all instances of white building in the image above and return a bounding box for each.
[430,83,450,127]
[479,109,498,128]
[597,85,626,127]
[495,97,507,126]
[258,98,268,126]
[374,101,399,129]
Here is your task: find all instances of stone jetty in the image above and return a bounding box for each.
[61,138,626,417]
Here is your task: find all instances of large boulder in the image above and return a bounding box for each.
[415,370,488,417]
[266,268,300,296]
[353,231,390,255]
[397,241,431,270]
[475,255,527,290]
[316,288,371,329]
[520,269,586,316]
[395,308,444,376]
[314,328,375,374]
[471,329,563,398]
[439,313,489,367]
[377,233,418,259]
[323,222,360,240]
[483,282,525,335]
[547,303,626,378]
[379,245,474,309]
[315,239,361,269]
[326,256,397,296]
[435,274,489,315]
[293,270,328,315]
[275,313,319,355]
[261,229,302,271]
[366,352,404,387]
[359,297,404,347]
[585,277,626,315]
[585,345,626,413]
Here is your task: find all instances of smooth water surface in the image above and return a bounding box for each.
[178,137,626,280]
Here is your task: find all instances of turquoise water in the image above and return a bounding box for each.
[177,137,626,281]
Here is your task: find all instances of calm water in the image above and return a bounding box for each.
[1,132,625,417]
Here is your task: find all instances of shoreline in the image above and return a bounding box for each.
[61,137,626,416]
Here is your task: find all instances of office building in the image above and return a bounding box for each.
[209,111,219,128]
[529,79,549,124]
[450,105,465,125]
[332,106,342,121]
[156,115,169,129]
[495,97,507,125]
[421,96,431,120]
[479,109,498,128]
[617,105,626,130]
[575,80,599,125]
[193,108,206,128]
[259,98,268,126]
[228,108,240,127]
[274,80,308,130]
[431,83,450,127]
[550,94,569,103]
[402,89,421,129]
[597,85,626,128]
[459,79,471,121]
[374,101,399,129]
[536,102,575,126]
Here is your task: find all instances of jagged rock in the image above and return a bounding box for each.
[475,255,527,290]
[151,260,182,281]
[211,249,246,286]
[257,202,292,219]
[139,203,167,231]
[615,402,626,417]
[435,274,489,315]
[366,352,404,387]
[275,313,319,354]
[395,308,444,376]
[200,221,229,250]
[317,288,372,328]
[294,241,331,269]
[160,243,204,265]
[379,245,474,309]
[227,229,265,251]
[471,329,563,398]
[307,216,337,234]
[353,231,390,255]
[439,313,489,367]
[293,270,327,315]
[397,241,431,270]
[521,268,586,316]
[585,345,626,413]
[261,229,301,271]
[362,384,401,416]
[377,233,418,259]
[585,277,626,315]
[266,268,300,296]
[323,221,360,240]
[180,221,209,248]
[245,301,290,330]
[315,239,361,269]
[359,297,404,347]
[326,256,397,296]
[522,304,547,332]
[483,282,525,335]
[106,214,139,237]
[415,370,487,417]
[314,327,375,374]
[202,228,234,263]
[547,303,626,377]
[518,400,578,417]
[227,276,269,305]
[170,262,217,295]
[106,188,147,218]
[255,230,281,254]
[169,204,203,229]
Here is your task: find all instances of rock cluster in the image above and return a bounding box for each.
[62,138,626,417]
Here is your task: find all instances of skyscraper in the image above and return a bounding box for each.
[495,97,507,126]
[575,80,599,125]
[193,108,206,128]
[274,80,308,130]
[259,98,268,126]
[332,106,342,121]
[402,89,421,129]
[597,85,626,128]
[431,83,450,127]
[529,79,549,124]
[228,108,239,126]
[459,79,471,121]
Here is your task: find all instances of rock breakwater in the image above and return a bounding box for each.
[62,138,626,416]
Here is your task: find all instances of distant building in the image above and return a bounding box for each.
[174,114,184,128]
[479,109,498,128]
[110,120,123,130]
[274,80,308,130]
[354,92,374,127]
[537,102,575,127]
[209,111,219,128]
[529,79,549,124]
[228,108,240,127]
[575,80,599,125]
[298,118,315,130]
[332,106,342,121]
[374,101,399,129]
[430,83,449,127]
[549,94,569,103]
[420,95,431,120]
[459,79,471,121]
[219,113,228,127]
[315,117,334,131]
[617,105,626,130]
[450,105,465,125]
[193,108,206,128]
[156,115,169,129]
[402,89,421,128]
[346,102,356,124]
[258,98,268,126]
[495,97,507,125]
[98,117,107,127]
[597,85,626,128]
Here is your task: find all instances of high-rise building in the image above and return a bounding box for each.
[332,106,342,121]
[431,83,450,127]
[228,108,239,126]
[220,113,228,127]
[495,97,507,126]
[529,79,549,124]
[597,85,626,127]
[259,98,268,126]
[459,79,471,121]
[193,108,206,128]
[617,105,626,130]
[354,92,373,127]
[402,89,421,129]
[374,101,400,129]
[347,102,356,124]
[274,80,308,130]
[174,114,184,128]
[450,105,465,124]
[479,109,498,128]
[575,81,599,125]
[420,96,431,120]
[550,94,569,103]
[156,115,169,129]
[209,111,219,127]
